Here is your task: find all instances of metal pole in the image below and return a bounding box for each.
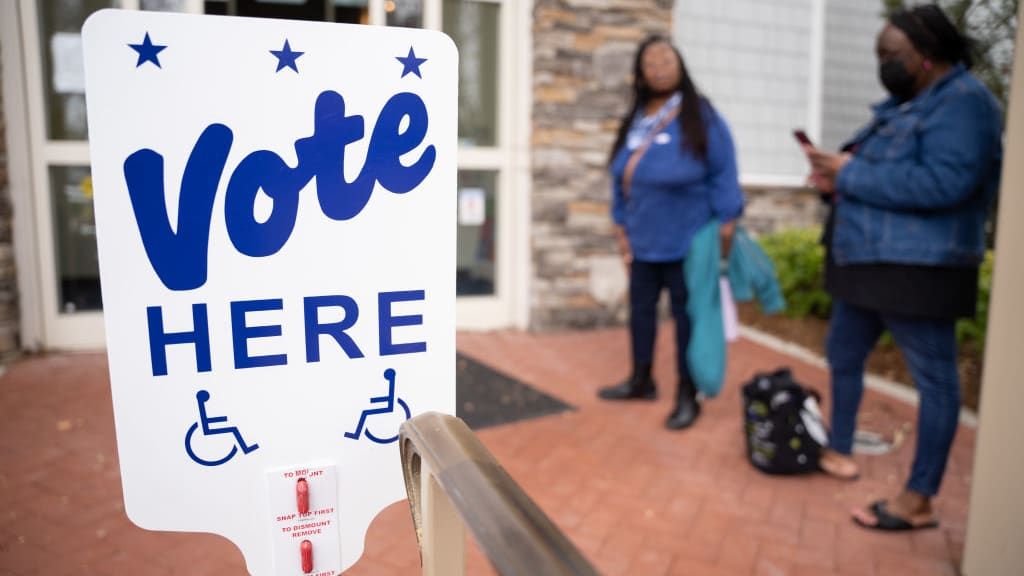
[420,469,466,576]
[962,2,1024,573]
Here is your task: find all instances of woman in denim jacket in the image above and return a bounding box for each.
[805,4,1003,531]
[597,36,744,430]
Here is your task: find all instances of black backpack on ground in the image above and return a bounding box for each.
[741,368,828,475]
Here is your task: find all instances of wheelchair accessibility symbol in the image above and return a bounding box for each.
[185,390,260,467]
[344,368,411,444]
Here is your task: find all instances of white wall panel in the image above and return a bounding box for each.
[674,0,813,182]
[822,0,886,151]
[674,0,883,182]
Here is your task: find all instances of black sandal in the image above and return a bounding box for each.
[853,500,939,532]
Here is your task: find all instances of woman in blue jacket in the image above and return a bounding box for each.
[597,36,744,430]
[805,4,1002,531]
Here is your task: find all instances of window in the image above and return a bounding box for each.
[443,0,499,147]
[456,171,497,295]
[49,166,101,312]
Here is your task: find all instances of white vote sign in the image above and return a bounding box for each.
[82,10,456,575]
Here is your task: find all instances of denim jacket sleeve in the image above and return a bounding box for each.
[835,88,999,212]
[705,109,745,222]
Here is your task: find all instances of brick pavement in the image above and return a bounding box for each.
[0,327,974,575]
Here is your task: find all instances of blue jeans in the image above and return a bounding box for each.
[630,260,690,376]
[826,300,961,496]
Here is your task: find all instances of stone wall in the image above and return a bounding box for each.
[742,185,829,237]
[531,0,674,330]
[0,50,19,359]
[530,1,825,331]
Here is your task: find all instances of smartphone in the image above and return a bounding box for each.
[793,129,813,147]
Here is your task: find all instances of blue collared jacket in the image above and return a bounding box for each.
[610,101,744,262]
[832,64,1003,267]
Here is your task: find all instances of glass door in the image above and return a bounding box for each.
[204,0,371,23]
[21,0,120,349]
[20,0,205,349]
[441,0,524,329]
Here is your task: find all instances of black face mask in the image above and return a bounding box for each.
[879,58,916,101]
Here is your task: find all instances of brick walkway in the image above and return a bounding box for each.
[0,327,974,575]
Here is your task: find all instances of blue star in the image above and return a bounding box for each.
[396,47,427,79]
[128,32,166,68]
[270,39,304,73]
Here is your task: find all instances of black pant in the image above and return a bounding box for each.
[630,260,691,378]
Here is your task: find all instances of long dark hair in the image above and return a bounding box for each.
[608,36,709,165]
[889,4,974,68]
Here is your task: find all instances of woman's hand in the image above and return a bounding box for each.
[720,219,736,259]
[804,147,851,194]
[614,225,632,272]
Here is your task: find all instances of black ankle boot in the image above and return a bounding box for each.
[598,363,657,400]
[666,375,700,429]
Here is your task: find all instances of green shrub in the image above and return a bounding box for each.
[956,251,994,350]
[756,228,831,319]
[755,227,994,351]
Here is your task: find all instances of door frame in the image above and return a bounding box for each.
[12,0,158,351]
[1,0,45,350]
[446,0,532,330]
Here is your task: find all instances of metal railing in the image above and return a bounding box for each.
[399,412,600,576]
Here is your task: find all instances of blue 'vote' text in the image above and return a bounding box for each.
[124,90,436,291]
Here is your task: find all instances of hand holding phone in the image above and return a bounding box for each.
[794,129,833,199]
[793,129,813,148]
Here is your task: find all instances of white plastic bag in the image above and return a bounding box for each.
[720,277,739,342]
